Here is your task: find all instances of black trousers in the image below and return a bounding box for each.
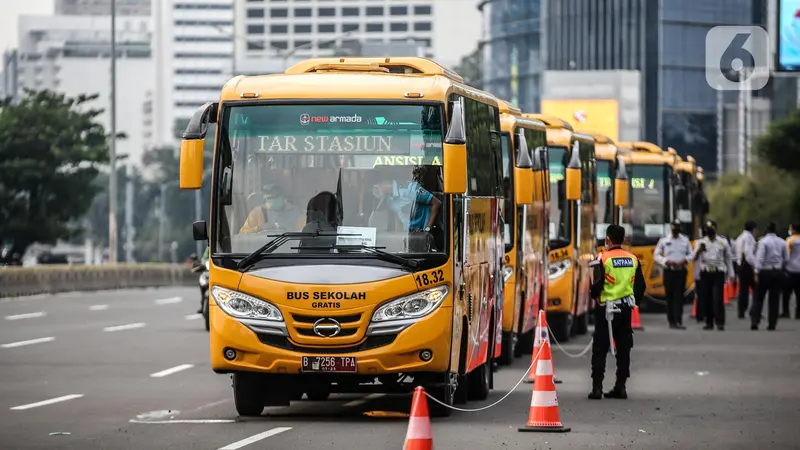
[698,271,726,328]
[781,272,800,318]
[737,262,755,318]
[663,269,687,326]
[752,270,784,329]
[591,303,633,384]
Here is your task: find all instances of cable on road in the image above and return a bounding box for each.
[423,343,544,412]
[547,323,595,358]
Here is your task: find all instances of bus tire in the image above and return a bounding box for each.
[428,373,455,418]
[549,313,571,344]
[468,312,492,402]
[499,331,514,365]
[575,311,589,335]
[232,373,266,416]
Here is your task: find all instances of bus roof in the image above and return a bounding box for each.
[582,131,616,161]
[523,113,573,147]
[618,141,674,166]
[219,57,497,105]
[499,101,546,133]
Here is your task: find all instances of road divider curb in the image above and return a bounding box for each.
[0,264,196,298]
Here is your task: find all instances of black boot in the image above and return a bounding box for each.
[604,380,627,399]
[588,380,603,400]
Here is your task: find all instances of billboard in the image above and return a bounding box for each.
[777,0,800,72]
[540,99,620,142]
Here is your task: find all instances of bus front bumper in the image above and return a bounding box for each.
[209,304,454,375]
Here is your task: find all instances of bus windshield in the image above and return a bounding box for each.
[595,159,613,244]
[625,164,671,246]
[500,133,514,252]
[548,146,570,249]
[213,103,447,257]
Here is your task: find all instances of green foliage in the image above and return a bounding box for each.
[754,108,800,175]
[453,47,483,89]
[0,90,111,257]
[707,163,800,238]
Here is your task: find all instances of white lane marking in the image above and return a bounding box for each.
[5,312,46,321]
[89,304,109,311]
[2,337,55,348]
[10,394,84,411]
[103,322,146,332]
[130,419,236,424]
[137,410,179,420]
[150,364,194,378]
[342,393,386,407]
[218,427,292,450]
[185,314,202,321]
[155,297,183,305]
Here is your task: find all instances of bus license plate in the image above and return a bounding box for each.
[301,356,357,373]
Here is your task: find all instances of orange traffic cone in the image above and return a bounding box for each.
[691,295,697,319]
[631,304,644,330]
[723,282,732,305]
[524,310,561,384]
[518,340,571,433]
[403,387,433,450]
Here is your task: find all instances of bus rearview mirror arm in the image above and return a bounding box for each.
[614,157,628,208]
[443,101,467,194]
[565,141,582,202]
[180,102,218,190]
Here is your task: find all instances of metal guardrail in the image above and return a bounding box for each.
[0,264,197,298]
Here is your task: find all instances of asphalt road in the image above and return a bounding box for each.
[1,287,799,450]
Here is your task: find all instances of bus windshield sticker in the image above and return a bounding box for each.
[335,226,377,247]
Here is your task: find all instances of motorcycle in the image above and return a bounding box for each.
[192,258,210,331]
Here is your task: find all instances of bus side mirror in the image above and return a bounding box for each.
[565,141,582,201]
[614,157,628,207]
[192,221,208,242]
[531,147,545,202]
[180,102,217,190]
[443,101,467,194]
[514,130,534,205]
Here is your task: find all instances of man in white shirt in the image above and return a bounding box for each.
[751,222,789,331]
[654,219,693,329]
[693,220,735,331]
[733,221,758,319]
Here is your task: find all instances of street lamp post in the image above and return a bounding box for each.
[108,0,118,264]
[158,180,180,262]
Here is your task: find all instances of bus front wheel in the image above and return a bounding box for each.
[499,331,515,365]
[549,313,571,344]
[232,373,266,417]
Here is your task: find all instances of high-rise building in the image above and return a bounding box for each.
[11,14,153,165]
[55,0,151,16]
[542,0,773,175]
[150,0,234,147]
[235,0,480,73]
[480,0,542,112]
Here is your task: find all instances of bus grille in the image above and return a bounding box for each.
[256,333,397,353]
[289,313,363,340]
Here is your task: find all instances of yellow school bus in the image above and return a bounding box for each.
[495,101,549,364]
[524,114,596,342]
[673,153,711,302]
[178,57,507,417]
[617,142,676,310]
[585,132,629,252]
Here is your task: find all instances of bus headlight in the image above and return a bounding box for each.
[371,286,449,322]
[211,286,283,322]
[548,259,572,280]
[503,266,514,283]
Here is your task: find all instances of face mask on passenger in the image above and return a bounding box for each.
[264,196,285,210]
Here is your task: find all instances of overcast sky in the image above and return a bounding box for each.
[0,0,54,52]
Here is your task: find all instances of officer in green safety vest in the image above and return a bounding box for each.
[588,224,646,400]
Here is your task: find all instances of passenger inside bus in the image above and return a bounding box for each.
[298,191,340,252]
[239,183,302,233]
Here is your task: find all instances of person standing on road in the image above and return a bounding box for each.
[751,222,789,331]
[654,219,693,329]
[693,220,734,331]
[588,225,646,400]
[734,221,758,319]
[783,223,800,319]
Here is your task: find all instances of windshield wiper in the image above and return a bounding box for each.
[293,244,420,270]
[236,231,346,271]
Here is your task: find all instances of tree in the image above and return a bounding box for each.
[0,90,111,259]
[754,108,800,175]
[707,163,800,238]
[454,47,483,89]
